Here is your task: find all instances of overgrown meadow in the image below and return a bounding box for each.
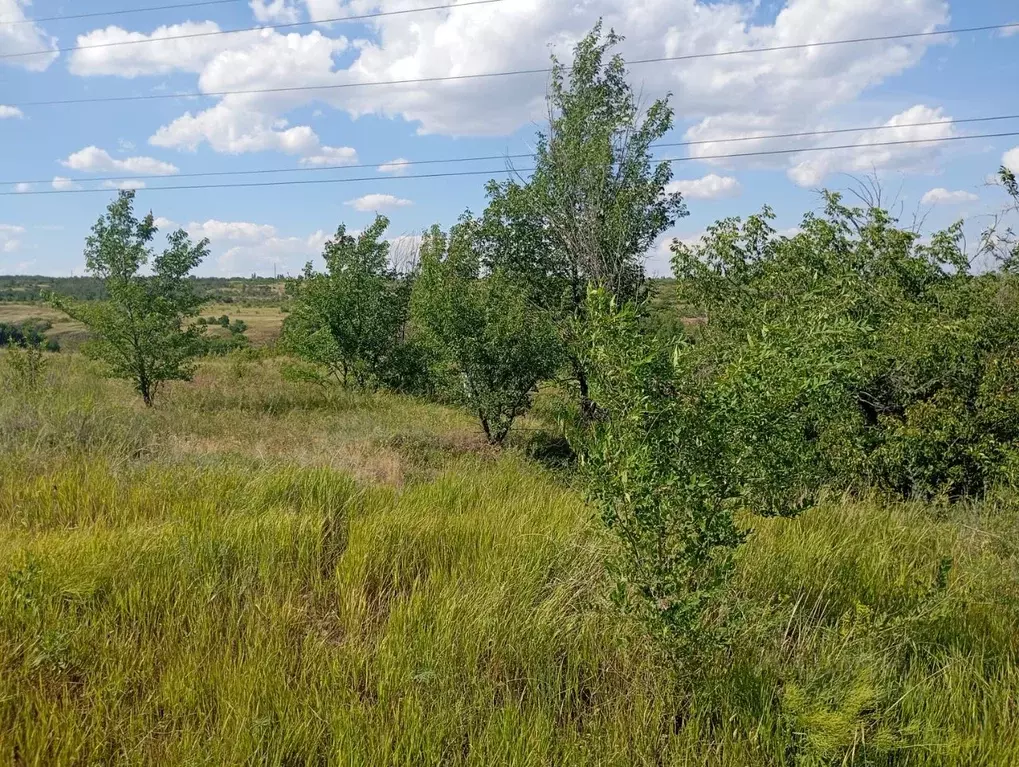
[2,355,1018,765]
[3,23,1019,767]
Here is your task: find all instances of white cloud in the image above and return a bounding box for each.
[63,146,179,176]
[217,229,327,275]
[1001,23,1019,38]
[102,179,146,190]
[153,216,175,229]
[339,0,950,136]
[378,158,411,175]
[0,224,24,254]
[68,22,261,77]
[300,145,358,166]
[0,105,23,119]
[1004,147,1019,174]
[0,0,58,71]
[666,174,741,200]
[150,104,320,155]
[302,0,346,24]
[72,0,950,144]
[14,183,32,193]
[52,177,78,191]
[187,220,278,241]
[787,105,958,187]
[345,193,413,212]
[921,187,978,205]
[250,0,301,23]
[142,30,350,159]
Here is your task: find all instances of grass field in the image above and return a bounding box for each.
[2,351,1018,765]
[1,302,286,349]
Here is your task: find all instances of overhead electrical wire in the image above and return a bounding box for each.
[7,20,1018,107]
[5,131,1018,197]
[0,0,508,60]
[0,0,245,26]
[4,114,1019,188]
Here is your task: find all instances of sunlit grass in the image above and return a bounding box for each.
[1,352,1017,765]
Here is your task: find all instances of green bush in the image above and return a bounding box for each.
[671,194,1019,500]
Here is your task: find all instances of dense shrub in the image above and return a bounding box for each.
[671,194,1019,500]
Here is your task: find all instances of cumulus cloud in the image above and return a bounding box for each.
[67,22,263,77]
[300,145,358,166]
[14,183,32,193]
[378,158,411,175]
[345,193,413,212]
[70,0,952,148]
[217,229,328,275]
[666,174,741,200]
[1004,147,1019,174]
[0,0,58,71]
[786,105,958,187]
[52,177,78,191]
[921,188,978,205]
[63,146,179,175]
[150,105,321,154]
[187,220,278,241]
[0,105,23,119]
[250,0,301,23]
[141,31,351,159]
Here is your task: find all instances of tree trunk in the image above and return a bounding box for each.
[479,413,493,444]
[574,361,596,420]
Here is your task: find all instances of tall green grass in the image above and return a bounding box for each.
[1,352,1017,765]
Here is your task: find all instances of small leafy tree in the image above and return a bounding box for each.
[481,22,685,413]
[53,191,209,406]
[412,220,561,444]
[281,215,413,389]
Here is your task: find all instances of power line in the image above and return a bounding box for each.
[5,114,1018,188]
[10,20,1018,107]
[0,0,244,26]
[6,132,1017,197]
[0,0,508,60]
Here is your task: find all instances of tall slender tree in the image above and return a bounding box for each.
[481,22,686,412]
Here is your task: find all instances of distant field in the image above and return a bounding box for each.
[198,303,286,345]
[1,301,286,348]
[0,302,89,350]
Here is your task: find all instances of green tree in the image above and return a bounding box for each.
[412,219,561,444]
[53,191,209,406]
[281,215,412,389]
[481,22,685,413]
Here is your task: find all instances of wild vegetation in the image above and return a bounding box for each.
[2,22,1019,766]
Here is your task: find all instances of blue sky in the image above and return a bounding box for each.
[1,0,1017,276]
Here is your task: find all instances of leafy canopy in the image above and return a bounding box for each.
[281,215,413,389]
[53,191,209,406]
[412,219,562,444]
[480,22,685,408]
